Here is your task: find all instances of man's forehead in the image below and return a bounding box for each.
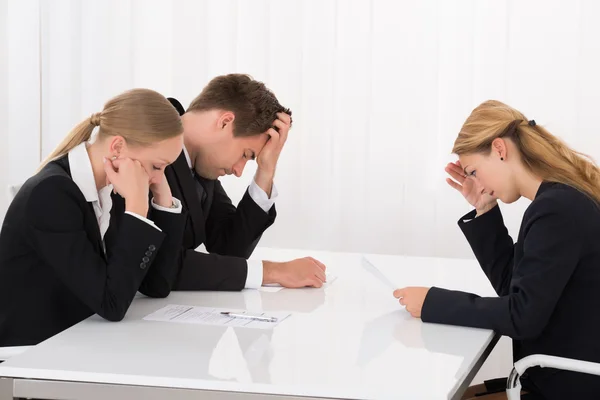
[237,132,269,151]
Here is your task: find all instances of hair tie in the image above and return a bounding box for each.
[528,119,536,127]
[90,112,101,126]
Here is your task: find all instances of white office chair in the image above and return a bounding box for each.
[506,354,600,399]
[7,184,21,201]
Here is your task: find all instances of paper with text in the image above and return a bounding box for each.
[143,304,291,330]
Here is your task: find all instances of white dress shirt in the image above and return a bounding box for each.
[183,147,276,289]
[68,142,182,244]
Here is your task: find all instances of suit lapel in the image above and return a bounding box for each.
[169,151,207,243]
[57,156,106,258]
[88,203,107,261]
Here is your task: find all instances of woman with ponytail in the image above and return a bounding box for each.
[0,88,186,347]
[394,100,600,399]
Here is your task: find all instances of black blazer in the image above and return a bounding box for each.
[422,182,600,399]
[165,97,276,291]
[0,155,186,346]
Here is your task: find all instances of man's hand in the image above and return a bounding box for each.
[262,257,326,288]
[255,112,292,196]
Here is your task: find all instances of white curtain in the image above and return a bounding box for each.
[0,0,41,221]
[5,0,600,257]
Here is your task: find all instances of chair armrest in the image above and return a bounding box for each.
[506,354,600,400]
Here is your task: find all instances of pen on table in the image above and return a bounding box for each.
[220,311,278,323]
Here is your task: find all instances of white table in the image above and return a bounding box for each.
[0,247,499,400]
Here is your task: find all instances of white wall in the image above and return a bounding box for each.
[0,0,7,220]
[0,0,41,221]
[4,0,600,385]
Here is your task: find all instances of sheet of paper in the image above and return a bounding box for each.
[361,256,397,290]
[259,273,338,292]
[143,304,291,330]
[325,273,338,285]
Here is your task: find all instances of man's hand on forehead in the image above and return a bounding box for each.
[272,111,292,133]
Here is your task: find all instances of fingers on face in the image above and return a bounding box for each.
[446,164,466,183]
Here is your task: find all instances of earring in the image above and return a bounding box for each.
[500,157,504,161]
[111,156,117,160]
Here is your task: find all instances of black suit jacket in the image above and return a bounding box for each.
[422,182,600,399]
[0,155,186,346]
[165,98,276,291]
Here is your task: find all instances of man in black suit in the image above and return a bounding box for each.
[165,74,326,291]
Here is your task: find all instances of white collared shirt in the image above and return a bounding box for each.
[68,142,182,244]
[183,146,274,289]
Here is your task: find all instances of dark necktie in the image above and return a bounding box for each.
[192,170,208,207]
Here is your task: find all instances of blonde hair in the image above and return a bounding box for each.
[39,88,183,170]
[453,100,600,204]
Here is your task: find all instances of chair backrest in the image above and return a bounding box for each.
[7,184,21,201]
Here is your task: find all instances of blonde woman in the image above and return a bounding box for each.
[0,89,186,347]
[395,101,600,399]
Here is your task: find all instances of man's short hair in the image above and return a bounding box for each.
[188,74,292,137]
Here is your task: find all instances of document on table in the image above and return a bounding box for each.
[143,304,291,330]
[259,273,338,293]
[361,256,397,290]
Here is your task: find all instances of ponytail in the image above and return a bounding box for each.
[516,122,600,205]
[453,100,600,205]
[38,112,101,171]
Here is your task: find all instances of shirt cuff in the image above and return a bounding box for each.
[151,197,182,214]
[124,211,162,232]
[248,179,278,213]
[244,259,264,289]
